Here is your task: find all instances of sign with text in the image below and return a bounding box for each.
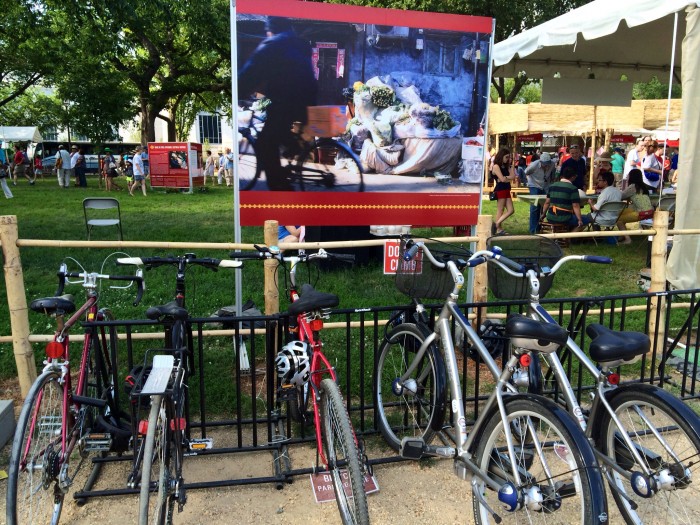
[310,471,379,503]
[384,240,423,275]
[237,0,491,226]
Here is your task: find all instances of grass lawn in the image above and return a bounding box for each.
[0,176,652,384]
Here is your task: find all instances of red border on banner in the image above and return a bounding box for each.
[240,192,480,226]
[238,0,493,33]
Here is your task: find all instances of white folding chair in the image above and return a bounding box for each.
[83,197,123,240]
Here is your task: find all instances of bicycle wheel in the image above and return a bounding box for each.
[319,378,370,525]
[472,395,606,524]
[297,139,364,192]
[597,386,700,524]
[139,395,172,525]
[374,323,446,452]
[238,138,261,191]
[7,371,66,525]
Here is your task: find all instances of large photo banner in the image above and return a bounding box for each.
[236,0,492,226]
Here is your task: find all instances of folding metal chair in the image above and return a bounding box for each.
[83,197,123,240]
[587,200,627,245]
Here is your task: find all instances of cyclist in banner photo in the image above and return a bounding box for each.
[238,16,318,191]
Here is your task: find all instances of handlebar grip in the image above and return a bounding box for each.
[117,257,144,266]
[403,243,420,261]
[229,251,266,260]
[219,260,242,268]
[328,253,355,263]
[583,255,613,264]
[467,256,487,268]
[495,254,525,273]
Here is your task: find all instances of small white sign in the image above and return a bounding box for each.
[310,471,379,503]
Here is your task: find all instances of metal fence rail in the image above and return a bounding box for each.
[68,287,700,502]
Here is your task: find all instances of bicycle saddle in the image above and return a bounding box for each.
[288,283,339,316]
[30,295,76,315]
[146,301,189,321]
[506,315,569,354]
[586,324,650,364]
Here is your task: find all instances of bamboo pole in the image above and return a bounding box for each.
[648,210,669,357]
[1,216,36,397]
[263,220,279,315]
[473,215,491,324]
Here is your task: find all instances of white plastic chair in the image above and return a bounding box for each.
[83,197,123,240]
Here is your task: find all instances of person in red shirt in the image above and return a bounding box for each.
[12,144,35,185]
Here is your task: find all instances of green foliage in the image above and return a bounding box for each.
[370,86,395,108]
[632,76,682,100]
[433,108,457,130]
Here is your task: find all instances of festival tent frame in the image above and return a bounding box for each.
[492,0,700,290]
[0,126,43,144]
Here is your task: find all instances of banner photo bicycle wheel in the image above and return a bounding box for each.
[235,0,492,226]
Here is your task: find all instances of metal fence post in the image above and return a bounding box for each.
[1,215,36,397]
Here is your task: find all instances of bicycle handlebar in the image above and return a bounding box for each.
[117,255,242,271]
[56,265,145,306]
[230,246,355,265]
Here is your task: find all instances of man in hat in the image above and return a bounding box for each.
[238,16,317,190]
[69,145,80,186]
[560,144,587,191]
[55,144,72,188]
[593,151,614,193]
[525,152,556,234]
[130,145,147,196]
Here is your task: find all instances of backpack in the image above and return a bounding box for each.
[55,155,63,169]
[22,152,30,165]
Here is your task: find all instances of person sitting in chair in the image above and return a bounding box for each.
[540,166,590,231]
[585,170,622,225]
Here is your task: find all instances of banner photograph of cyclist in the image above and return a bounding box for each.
[236,0,493,226]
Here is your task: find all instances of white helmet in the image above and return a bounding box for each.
[275,340,310,386]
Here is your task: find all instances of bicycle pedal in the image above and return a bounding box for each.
[188,438,213,451]
[277,384,298,401]
[82,433,113,452]
[400,437,426,459]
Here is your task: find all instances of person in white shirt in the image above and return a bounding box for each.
[69,145,79,186]
[130,145,147,196]
[641,141,663,191]
[623,139,644,188]
[586,171,623,224]
[55,145,73,188]
[217,151,225,185]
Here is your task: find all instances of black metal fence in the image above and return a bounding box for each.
[74,288,700,500]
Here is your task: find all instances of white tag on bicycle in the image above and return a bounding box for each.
[141,355,174,395]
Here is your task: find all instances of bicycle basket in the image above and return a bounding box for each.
[395,239,468,300]
[486,235,563,300]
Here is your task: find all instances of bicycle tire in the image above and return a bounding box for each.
[297,139,365,192]
[472,394,607,525]
[374,323,446,452]
[596,385,700,524]
[238,138,261,191]
[139,394,171,525]
[319,378,370,525]
[7,371,67,525]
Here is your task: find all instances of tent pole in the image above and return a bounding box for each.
[662,12,679,161]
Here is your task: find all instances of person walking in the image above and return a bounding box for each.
[491,147,517,235]
[224,147,234,186]
[525,152,555,234]
[55,145,72,188]
[238,16,318,190]
[13,144,35,185]
[204,150,215,185]
[217,151,225,185]
[130,145,147,196]
[102,147,120,192]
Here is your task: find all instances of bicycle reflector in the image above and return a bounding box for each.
[519,354,532,367]
[310,318,324,331]
[45,341,64,359]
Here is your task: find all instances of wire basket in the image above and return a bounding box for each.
[395,239,470,300]
[487,235,563,300]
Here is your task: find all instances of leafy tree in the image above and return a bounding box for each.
[632,76,682,100]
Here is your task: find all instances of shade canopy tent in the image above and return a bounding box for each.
[0,126,43,144]
[492,0,700,291]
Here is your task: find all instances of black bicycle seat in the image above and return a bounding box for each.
[586,324,650,363]
[146,301,189,321]
[288,283,339,316]
[30,295,76,316]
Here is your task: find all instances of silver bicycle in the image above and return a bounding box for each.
[481,235,700,525]
[374,238,608,524]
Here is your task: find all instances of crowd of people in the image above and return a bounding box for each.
[490,137,678,238]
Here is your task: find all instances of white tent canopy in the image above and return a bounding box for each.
[0,126,43,143]
[492,0,700,290]
[493,0,699,82]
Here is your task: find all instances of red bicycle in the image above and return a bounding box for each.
[233,246,370,525]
